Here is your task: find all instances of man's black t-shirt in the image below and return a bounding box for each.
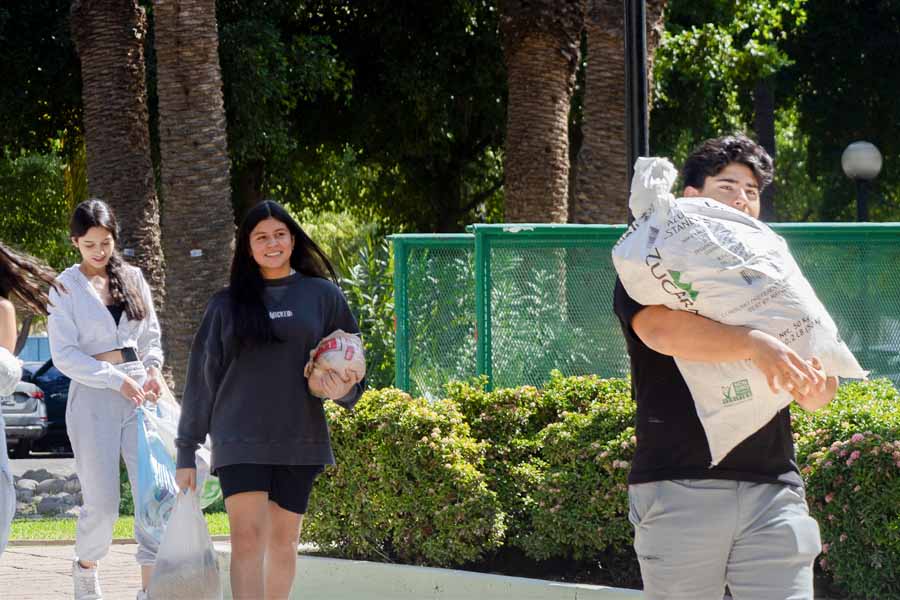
[613,279,802,487]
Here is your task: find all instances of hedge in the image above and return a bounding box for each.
[116,375,898,597]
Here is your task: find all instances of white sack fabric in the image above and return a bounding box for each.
[612,157,867,465]
[0,347,21,397]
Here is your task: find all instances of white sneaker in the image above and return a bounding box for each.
[136,590,148,600]
[72,560,102,600]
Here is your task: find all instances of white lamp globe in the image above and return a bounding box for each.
[842,141,883,181]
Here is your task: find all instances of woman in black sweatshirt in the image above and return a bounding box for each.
[175,200,364,599]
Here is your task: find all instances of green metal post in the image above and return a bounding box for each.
[474,230,493,389]
[391,237,410,392]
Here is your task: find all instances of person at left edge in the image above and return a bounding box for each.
[0,242,60,557]
[175,200,365,600]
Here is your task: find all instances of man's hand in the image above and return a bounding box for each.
[791,357,838,411]
[746,330,825,395]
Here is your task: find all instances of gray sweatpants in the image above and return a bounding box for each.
[629,479,821,600]
[67,361,157,565]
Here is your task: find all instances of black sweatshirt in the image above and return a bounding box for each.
[175,273,364,471]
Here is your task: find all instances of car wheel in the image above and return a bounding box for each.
[13,439,32,459]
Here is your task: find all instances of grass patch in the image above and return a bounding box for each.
[10,513,231,541]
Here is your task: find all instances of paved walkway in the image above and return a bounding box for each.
[0,541,143,600]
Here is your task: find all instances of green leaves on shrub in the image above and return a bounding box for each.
[303,388,505,567]
[517,389,636,561]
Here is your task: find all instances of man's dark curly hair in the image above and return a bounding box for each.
[682,133,774,191]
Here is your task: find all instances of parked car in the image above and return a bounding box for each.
[21,359,72,454]
[2,373,47,458]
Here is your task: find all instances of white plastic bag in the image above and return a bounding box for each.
[612,157,867,465]
[136,405,179,547]
[148,491,222,600]
[304,329,366,398]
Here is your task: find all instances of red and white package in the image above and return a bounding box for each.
[304,330,366,396]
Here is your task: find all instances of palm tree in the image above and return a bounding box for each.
[70,0,164,300]
[153,0,234,389]
[572,0,667,224]
[500,0,584,223]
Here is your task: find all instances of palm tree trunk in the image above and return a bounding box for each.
[500,0,584,223]
[572,0,667,224]
[70,0,165,301]
[154,0,234,390]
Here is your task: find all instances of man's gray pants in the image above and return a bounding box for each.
[67,361,157,565]
[629,479,822,600]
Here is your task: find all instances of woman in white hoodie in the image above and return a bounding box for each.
[0,242,59,557]
[48,199,164,600]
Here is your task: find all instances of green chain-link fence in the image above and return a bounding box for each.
[392,224,900,399]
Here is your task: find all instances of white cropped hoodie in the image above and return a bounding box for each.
[48,264,163,391]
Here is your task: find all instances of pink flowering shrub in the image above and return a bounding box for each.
[792,379,900,597]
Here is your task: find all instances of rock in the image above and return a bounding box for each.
[15,488,33,503]
[55,492,78,507]
[63,479,81,494]
[37,495,66,515]
[64,506,81,518]
[20,468,55,483]
[15,478,38,491]
[16,501,35,516]
[35,478,65,495]
[66,473,80,482]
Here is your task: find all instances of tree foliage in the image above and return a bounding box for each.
[785,0,900,221]
[651,0,807,160]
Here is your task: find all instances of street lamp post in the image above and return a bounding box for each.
[624,0,648,225]
[841,141,883,221]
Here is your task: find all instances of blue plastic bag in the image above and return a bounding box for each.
[136,404,179,546]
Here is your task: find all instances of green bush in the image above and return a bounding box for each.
[303,388,505,567]
[792,379,900,465]
[804,432,900,598]
[516,386,635,561]
[447,372,632,544]
[792,379,900,598]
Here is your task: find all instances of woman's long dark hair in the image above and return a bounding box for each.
[230,200,338,347]
[0,243,59,316]
[70,199,147,321]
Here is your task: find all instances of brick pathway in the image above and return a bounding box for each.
[0,541,143,600]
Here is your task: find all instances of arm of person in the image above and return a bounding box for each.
[135,269,163,371]
[175,297,225,470]
[631,304,823,395]
[0,299,22,396]
[134,269,164,393]
[47,286,130,391]
[0,298,16,353]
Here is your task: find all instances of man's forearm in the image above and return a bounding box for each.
[632,305,760,362]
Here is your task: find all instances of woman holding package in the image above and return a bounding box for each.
[47,199,164,600]
[0,242,59,556]
[175,200,364,600]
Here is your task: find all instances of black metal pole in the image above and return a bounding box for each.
[856,179,869,221]
[624,0,649,222]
